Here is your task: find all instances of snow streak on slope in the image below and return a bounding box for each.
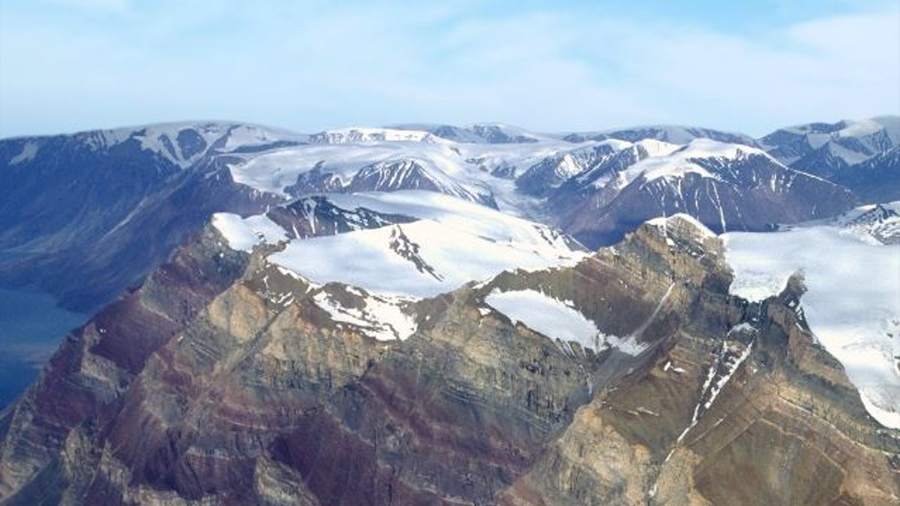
[723,225,900,429]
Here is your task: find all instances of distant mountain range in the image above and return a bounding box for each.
[2,116,896,314]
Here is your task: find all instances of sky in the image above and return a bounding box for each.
[0,0,898,138]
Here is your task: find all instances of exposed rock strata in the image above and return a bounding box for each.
[1,217,897,505]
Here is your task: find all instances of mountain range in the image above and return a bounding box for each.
[0,116,898,505]
[2,117,897,314]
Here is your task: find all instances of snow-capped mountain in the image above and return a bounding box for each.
[309,127,443,144]
[776,201,900,245]
[392,122,551,144]
[514,140,632,197]
[760,116,900,176]
[207,190,584,343]
[6,121,311,167]
[563,124,759,146]
[220,130,857,248]
[552,139,855,247]
[0,121,305,311]
[5,198,898,504]
[832,146,900,204]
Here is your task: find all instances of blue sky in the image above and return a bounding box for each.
[0,0,898,137]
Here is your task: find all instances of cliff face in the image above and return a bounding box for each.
[1,217,898,505]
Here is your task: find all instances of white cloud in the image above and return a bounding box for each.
[0,1,897,137]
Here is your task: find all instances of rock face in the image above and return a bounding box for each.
[2,215,897,505]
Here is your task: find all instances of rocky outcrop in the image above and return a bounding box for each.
[1,216,898,505]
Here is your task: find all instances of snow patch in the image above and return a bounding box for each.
[266,192,583,298]
[485,290,601,351]
[313,291,416,341]
[212,213,288,252]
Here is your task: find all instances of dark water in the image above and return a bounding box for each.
[0,288,88,409]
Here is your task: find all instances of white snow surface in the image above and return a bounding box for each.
[320,191,576,249]
[635,139,682,157]
[213,191,583,299]
[827,142,870,165]
[723,225,900,429]
[269,218,582,299]
[838,119,884,138]
[247,191,586,298]
[220,124,308,152]
[484,290,602,350]
[212,213,288,252]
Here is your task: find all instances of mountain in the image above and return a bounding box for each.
[1,206,897,504]
[551,139,855,247]
[215,191,585,300]
[309,127,442,144]
[776,201,900,245]
[832,147,900,204]
[563,124,759,146]
[760,116,900,178]
[514,140,632,197]
[0,122,312,312]
[392,122,550,144]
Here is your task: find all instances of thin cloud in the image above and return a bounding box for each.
[0,1,897,137]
